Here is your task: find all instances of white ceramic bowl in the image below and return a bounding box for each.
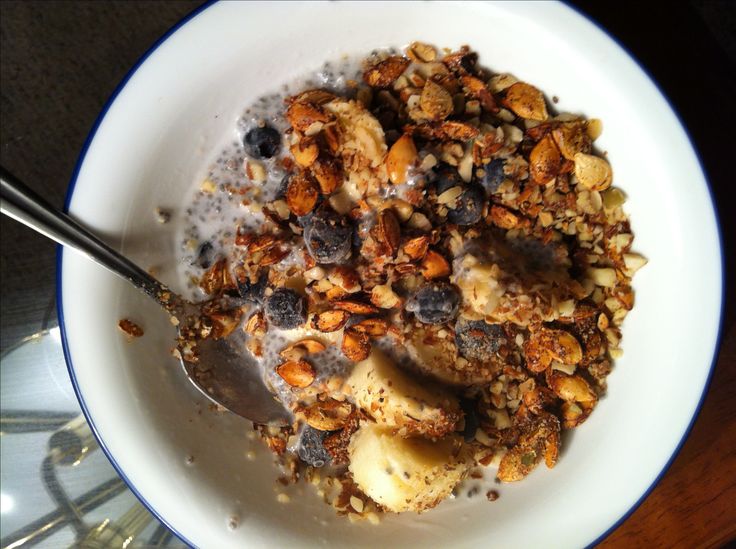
[59,2,723,547]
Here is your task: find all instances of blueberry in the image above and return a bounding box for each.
[193,241,215,269]
[447,184,485,226]
[303,205,353,264]
[243,125,281,159]
[264,288,306,329]
[480,158,506,194]
[432,163,463,194]
[236,272,268,304]
[297,426,332,467]
[405,283,460,324]
[454,318,505,361]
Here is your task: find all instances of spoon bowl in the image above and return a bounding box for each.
[0,166,291,426]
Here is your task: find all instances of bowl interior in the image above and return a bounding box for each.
[60,2,721,547]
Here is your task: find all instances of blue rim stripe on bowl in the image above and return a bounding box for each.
[57,2,216,547]
[55,2,725,547]
[558,2,726,546]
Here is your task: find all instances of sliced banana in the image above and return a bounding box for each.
[347,349,460,437]
[348,423,471,513]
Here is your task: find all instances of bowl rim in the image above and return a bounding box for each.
[55,1,725,547]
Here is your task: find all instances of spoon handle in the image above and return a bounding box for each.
[0,166,174,307]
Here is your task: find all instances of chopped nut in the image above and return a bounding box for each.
[586,267,617,288]
[460,75,497,112]
[407,212,432,231]
[200,179,217,193]
[623,253,647,274]
[489,205,519,229]
[245,310,267,336]
[420,250,451,279]
[363,56,410,88]
[311,310,351,332]
[407,41,437,62]
[245,160,267,183]
[370,283,401,309]
[403,235,430,260]
[118,319,144,338]
[276,360,316,388]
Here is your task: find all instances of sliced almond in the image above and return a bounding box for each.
[574,152,613,191]
[407,41,437,62]
[290,89,336,106]
[551,123,591,160]
[300,399,353,430]
[286,101,333,132]
[199,258,232,295]
[248,234,279,253]
[375,209,401,254]
[363,56,411,88]
[420,249,451,279]
[311,157,343,195]
[331,301,380,315]
[290,139,319,168]
[419,79,454,120]
[460,75,498,112]
[328,266,361,293]
[280,338,327,361]
[548,372,597,403]
[276,360,316,388]
[259,246,289,266]
[311,310,351,332]
[386,133,418,185]
[286,172,319,216]
[351,318,389,337]
[529,135,562,184]
[406,121,480,141]
[502,82,548,121]
[403,235,430,260]
[342,329,371,361]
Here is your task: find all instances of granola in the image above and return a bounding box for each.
[176,42,645,519]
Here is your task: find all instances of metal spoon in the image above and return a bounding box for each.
[0,166,291,426]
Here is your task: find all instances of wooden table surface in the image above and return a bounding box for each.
[1,1,734,547]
